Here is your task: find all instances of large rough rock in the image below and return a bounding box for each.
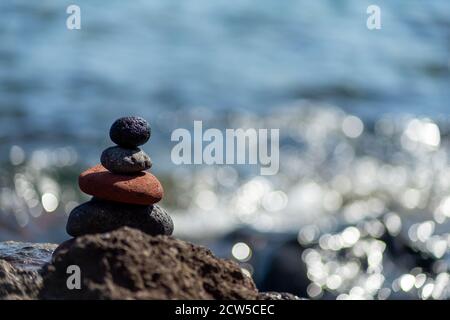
[0,241,57,299]
[0,260,41,300]
[40,227,259,300]
[0,230,301,300]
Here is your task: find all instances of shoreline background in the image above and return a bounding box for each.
[0,0,449,299]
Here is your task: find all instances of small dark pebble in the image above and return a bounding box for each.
[66,198,173,237]
[258,292,304,300]
[110,116,151,148]
[101,146,152,174]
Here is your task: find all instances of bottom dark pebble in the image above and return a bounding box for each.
[66,198,173,237]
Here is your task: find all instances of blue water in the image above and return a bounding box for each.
[0,1,449,162]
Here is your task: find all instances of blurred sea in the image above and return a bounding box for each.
[0,0,450,299]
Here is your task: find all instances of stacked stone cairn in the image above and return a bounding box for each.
[66,116,173,237]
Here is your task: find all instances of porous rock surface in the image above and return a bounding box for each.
[0,229,301,300]
[40,227,259,299]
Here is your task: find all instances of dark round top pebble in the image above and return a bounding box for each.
[110,116,151,148]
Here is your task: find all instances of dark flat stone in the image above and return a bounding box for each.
[66,198,173,237]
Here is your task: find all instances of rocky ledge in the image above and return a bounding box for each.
[0,227,298,300]
[0,241,57,299]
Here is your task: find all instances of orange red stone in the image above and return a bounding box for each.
[79,164,163,205]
